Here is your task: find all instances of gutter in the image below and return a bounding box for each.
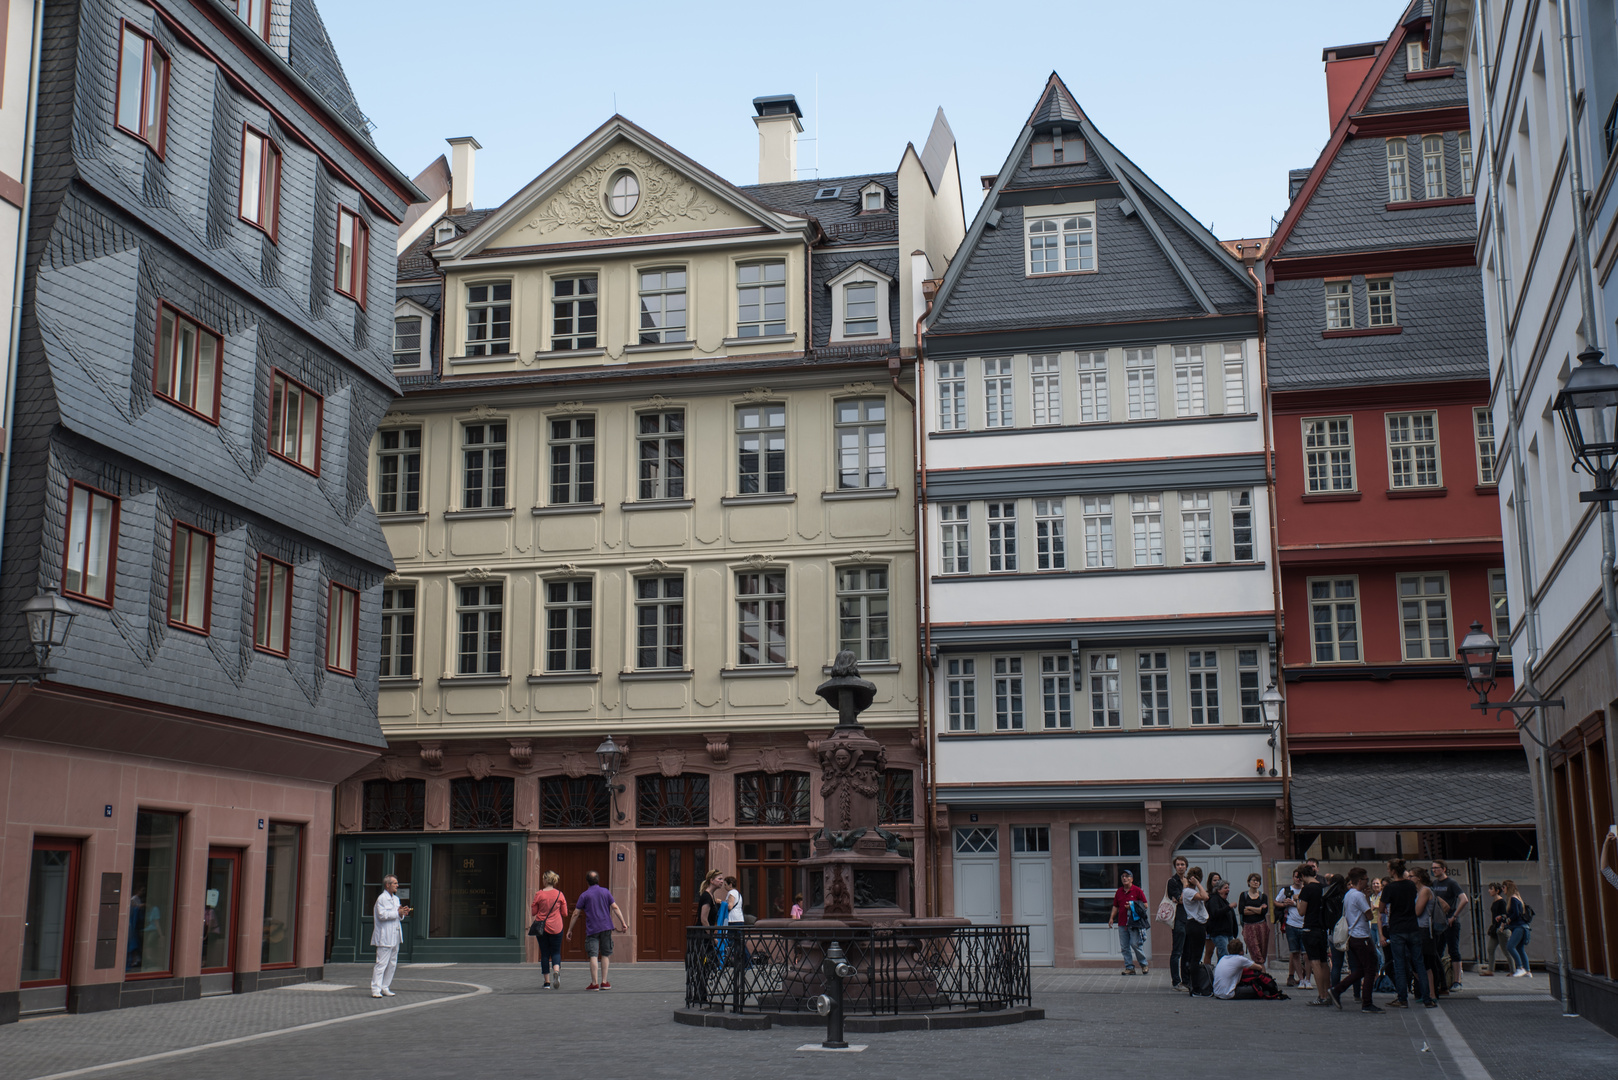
[916,293,938,918]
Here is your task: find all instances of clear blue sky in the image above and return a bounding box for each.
[322,1,1407,240]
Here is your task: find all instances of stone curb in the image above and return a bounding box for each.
[672,1006,1045,1031]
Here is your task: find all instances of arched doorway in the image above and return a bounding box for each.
[1173,826,1261,903]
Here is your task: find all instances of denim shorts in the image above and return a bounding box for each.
[1285,926,1305,954]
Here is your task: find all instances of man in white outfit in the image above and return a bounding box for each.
[371,875,410,998]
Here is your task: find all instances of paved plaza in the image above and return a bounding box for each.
[1,963,1614,1080]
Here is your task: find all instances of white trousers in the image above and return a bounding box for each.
[371,944,399,994]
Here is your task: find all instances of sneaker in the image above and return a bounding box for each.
[371,992,383,999]
[381,989,396,997]
[1330,989,1344,1010]
[1362,1004,1385,1014]
[1513,969,1531,978]
[1451,981,1463,990]
[1122,969,1136,976]
[1306,999,1333,1007]
[1286,977,1298,987]
[585,983,601,991]
[553,970,561,990]
[1141,966,1149,975]
[600,982,611,990]
[1389,1000,1409,1009]
[542,983,553,990]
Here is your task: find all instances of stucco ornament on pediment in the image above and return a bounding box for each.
[561,751,590,779]
[742,553,776,570]
[742,387,774,402]
[643,558,672,573]
[757,746,785,774]
[382,411,416,425]
[843,382,878,395]
[466,753,496,780]
[850,550,874,563]
[468,404,500,419]
[378,756,408,782]
[552,401,586,413]
[516,147,726,239]
[464,567,492,580]
[645,394,672,407]
[657,748,686,777]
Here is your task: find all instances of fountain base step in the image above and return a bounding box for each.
[672,1006,1044,1032]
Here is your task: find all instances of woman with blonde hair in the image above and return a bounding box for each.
[1502,879,1532,976]
[531,870,569,989]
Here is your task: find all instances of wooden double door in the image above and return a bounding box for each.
[637,842,706,961]
[538,843,610,962]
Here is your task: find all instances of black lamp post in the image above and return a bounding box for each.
[1259,683,1282,777]
[0,588,79,709]
[1457,619,1562,733]
[596,735,627,823]
[1552,346,1618,504]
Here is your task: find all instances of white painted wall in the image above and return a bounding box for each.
[930,565,1273,625]
[936,729,1272,785]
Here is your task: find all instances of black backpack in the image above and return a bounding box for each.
[1321,880,1346,931]
[1191,962,1215,997]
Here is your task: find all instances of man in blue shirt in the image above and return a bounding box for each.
[566,870,627,990]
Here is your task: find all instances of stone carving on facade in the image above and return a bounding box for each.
[818,740,884,831]
[1275,800,1288,844]
[757,746,785,774]
[383,572,402,585]
[642,558,671,573]
[552,400,586,412]
[843,381,878,395]
[518,148,724,239]
[419,743,444,770]
[466,753,495,780]
[508,740,533,769]
[710,802,731,825]
[704,733,730,764]
[561,751,589,779]
[742,553,776,570]
[1144,800,1164,843]
[742,386,773,402]
[850,550,874,563]
[910,729,923,750]
[645,394,671,407]
[381,411,416,425]
[657,748,686,777]
[805,732,821,753]
[552,562,580,575]
[464,567,492,580]
[468,404,499,419]
[378,756,408,782]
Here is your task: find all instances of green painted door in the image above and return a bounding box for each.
[359,848,416,963]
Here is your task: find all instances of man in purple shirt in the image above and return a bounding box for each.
[566,870,627,990]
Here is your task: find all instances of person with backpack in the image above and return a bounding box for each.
[1379,859,1434,1009]
[1294,863,1333,1005]
[1320,873,1349,992]
[1275,868,1307,988]
[1428,860,1469,989]
[1212,939,1287,1000]
[1327,867,1382,1013]
[1502,879,1533,977]
[1108,869,1150,975]
[1180,867,1211,993]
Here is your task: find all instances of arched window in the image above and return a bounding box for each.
[363,779,424,831]
[736,771,810,826]
[1175,825,1256,852]
[637,774,710,827]
[450,777,513,830]
[539,776,609,828]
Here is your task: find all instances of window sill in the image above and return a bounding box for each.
[1386,196,1473,211]
[822,488,899,501]
[1321,327,1402,338]
[722,333,797,347]
[618,670,694,682]
[447,352,520,367]
[829,335,893,347]
[1024,269,1099,279]
[444,507,515,520]
[1474,483,1499,495]
[534,347,605,362]
[1405,66,1456,81]
[621,498,694,511]
[932,561,1265,582]
[378,512,429,523]
[720,666,798,679]
[527,672,601,685]
[438,675,510,687]
[533,503,604,517]
[821,662,900,675]
[378,677,423,689]
[1386,486,1447,499]
[721,493,796,506]
[1300,491,1361,503]
[624,340,694,355]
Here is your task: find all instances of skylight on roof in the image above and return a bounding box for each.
[814,187,843,200]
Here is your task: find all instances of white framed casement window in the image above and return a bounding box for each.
[551,275,598,349]
[1406,39,1426,72]
[544,579,594,673]
[837,566,889,662]
[992,656,1024,730]
[392,314,423,368]
[827,262,893,342]
[635,575,685,670]
[1308,576,1361,663]
[376,427,422,514]
[1387,411,1441,488]
[1040,655,1073,729]
[638,267,687,344]
[844,282,877,335]
[736,403,787,495]
[1138,651,1170,726]
[1230,490,1254,561]
[1082,495,1114,568]
[1180,491,1213,563]
[984,358,1014,427]
[1421,134,1447,199]
[1303,416,1355,492]
[835,399,886,489]
[466,281,512,356]
[637,410,686,499]
[1035,499,1066,570]
[1366,278,1397,326]
[987,502,1018,572]
[1077,351,1109,422]
[326,583,359,676]
[167,522,213,634]
[1172,345,1207,416]
[860,181,887,212]
[937,362,966,430]
[736,570,787,666]
[1221,342,1246,413]
[1187,650,1220,724]
[1030,354,1062,425]
[239,125,281,240]
[736,261,787,336]
[1025,210,1095,275]
[1125,348,1158,419]
[1489,568,1511,654]
[1325,280,1354,330]
[548,415,596,505]
[456,581,504,675]
[1473,407,1498,485]
[946,658,977,731]
[939,504,970,574]
[461,420,507,508]
[1459,131,1474,196]
[1237,648,1262,724]
[1131,493,1164,566]
[231,1,270,40]
[1398,572,1452,660]
[1087,653,1121,728]
[1386,138,1410,202]
[380,583,416,679]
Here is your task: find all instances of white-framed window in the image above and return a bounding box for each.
[456,582,503,675]
[1026,213,1095,274]
[1222,342,1246,413]
[1459,131,1474,196]
[1138,651,1170,726]
[1304,416,1355,492]
[1082,496,1114,568]
[638,410,685,499]
[1012,826,1051,853]
[380,583,416,678]
[1180,491,1212,563]
[638,268,688,344]
[549,415,596,505]
[552,275,598,350]
[607,170,639,216]
[1237,648,1262,724]
[937,362,966,430]
[1399,572,1452,660]
[946,658,977,732]
[1187,650,1220,724]
[1131,493,1164,566]
[861,182,886,212]
[1077,351,1109,423]
[984,357,1014,427]
[1474,407,1498,484]
[1387,411,1441,488]
[1386,138,1410,202]
[326,583,359,676]
[1422,134,1447,199]
[993,656,1024,730]
[116,23,169,155]
[239,126,281,239]
[1309,576,1361,663]
[837,566,889,662]
[1035,499,1066,570]
[1074,829,1144,928]
[836,399,886,489]
[1031,354,1062,425]
[466,281,512,356]
[736,261,787,336]
[544,579,593,673]
[843,282,878,336]
[462,421,507,509]
[1040,655,1073,729]
[1087,653,1121,728]
[736,403,787,495]
[987,502,1018,572]
[1366,278,1397,326]
[1173,345,1206,417]
[231,0,270,40]
[1406,39,1426,72]
[955,827,998,853]
[1125,348,1158,420]
[376,427,422,514]
[1489,568,1511,654]
[1230,489,1254,561]
[635,575,685,670]
[392,315,422,368]
[736,570,787,666]
[940,504,970,574]
[1325,280,1354,330]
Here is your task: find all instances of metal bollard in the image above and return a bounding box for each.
[811,940,856,1049]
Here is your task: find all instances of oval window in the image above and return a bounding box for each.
[608,170,640,216]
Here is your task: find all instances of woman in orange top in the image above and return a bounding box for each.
[532,870,569,989]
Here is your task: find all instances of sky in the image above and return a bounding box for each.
[321,1,1410,241]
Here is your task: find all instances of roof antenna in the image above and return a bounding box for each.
[815,73,820,178]
[613,92,618,115]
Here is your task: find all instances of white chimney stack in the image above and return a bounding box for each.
[447,136,481,212]
[752,95,801,185]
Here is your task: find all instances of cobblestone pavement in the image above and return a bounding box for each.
[0,963,1612,1080]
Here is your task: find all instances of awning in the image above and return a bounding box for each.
[1290,751,1536,831]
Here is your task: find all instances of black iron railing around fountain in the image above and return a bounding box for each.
[683,925,1032,1015]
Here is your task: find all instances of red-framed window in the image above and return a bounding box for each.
[153,302,223,422]
[268,370,321,474]
[63,482,119,606]
[167,522,214,634]
[230,0,271,40]
[239,125,281,241]
[114,21,168,157]
[326,583,359,675]
[334,206,368,306]
[253,554,293,656]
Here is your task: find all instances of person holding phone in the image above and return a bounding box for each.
[370,875,411,998]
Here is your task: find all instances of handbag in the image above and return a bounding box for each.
[1155,898,1177,924]
[528,891,562,938]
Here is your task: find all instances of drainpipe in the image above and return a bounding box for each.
[886,352,925,913]
[915,300,938,917]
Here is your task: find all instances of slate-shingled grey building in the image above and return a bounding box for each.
[0,0,419,1021]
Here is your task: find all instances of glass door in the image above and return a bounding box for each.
[201,849,241,973]
[737,839,811,922]
[21,839,80,1013]
[360,849,415,962]
[636,843,706,960]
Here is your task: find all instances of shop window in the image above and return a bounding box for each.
[127,810,182,976]
[363,779,425,831]
[450,777,514,830]
[878,769,914,824]
[736,771,811,826]
[637,774,709,827]
[428,844,506,938]
[539,776,609,828]
[261,822,301,967]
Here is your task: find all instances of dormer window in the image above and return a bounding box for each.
[1406,39,1426,72]
[827,262,893,343]
[434,221,456,244]
[230,0,270,40]
[859,182,887,213]
[815,187,843,201]
[1032,127,1084,167]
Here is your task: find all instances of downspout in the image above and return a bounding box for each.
[915,304,938,917]
[885,352,924,913]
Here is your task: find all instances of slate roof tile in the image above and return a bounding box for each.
[1291,750,1534,829]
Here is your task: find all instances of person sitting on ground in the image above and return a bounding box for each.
[1213,939,1287,1000]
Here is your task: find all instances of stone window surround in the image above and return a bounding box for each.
[826,262,893,344]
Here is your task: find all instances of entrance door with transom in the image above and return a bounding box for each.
[737,839,811,923]
[538,842,610,963]
[20,838,80,1015]
[636,842,706,960]
[359,848,416,963]
[201,848,242,982]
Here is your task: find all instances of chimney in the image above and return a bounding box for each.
[447,136,481,213]
[1321,42,1381,130]
[752,95,801,185]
